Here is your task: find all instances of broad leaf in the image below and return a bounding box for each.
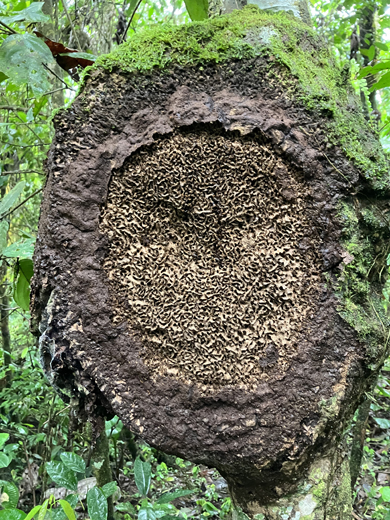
[0,33,54,94]
[0,3,49,23]
[60,452,86,474]
[59,499,77,520]
[0,452,10,468]
[101,481,118,498]
[38,499,49,520]
[87,486,108,520]
[380,487,390,502]
[1,481,19,508]
[3,238,35,259]
[183,0,208,20]
[24,506,42,520]
[116,502,136,513]
[0,510,26,520]
[0,433,9,449]
[374,417,390,429]
[370,71,390,92]
[0,181,25,217]
[138,504,156,520]
[46,461,78,491]
[134,458,151,496]
[14,258,33,311]
[156,489,195,504]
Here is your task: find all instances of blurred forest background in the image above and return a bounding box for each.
[0,0,390,518]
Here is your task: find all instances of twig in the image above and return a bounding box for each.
[42,63,75,90]
[62,0,82,50]
[23,440,36,507]
[14,113,45,144]
[0,169,44,176]
[0,106,28,112]
[351,512,363,520]
[121,0,143,43]
[1,143,51,148]
[0,20,17,34]
[27,86,69,101]
[0,188,43,221]
[42,404,71,427]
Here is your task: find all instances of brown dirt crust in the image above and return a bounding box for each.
[31,58,384,504]
[100,127,322,387]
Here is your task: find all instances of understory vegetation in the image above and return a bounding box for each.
[0,0,390,518]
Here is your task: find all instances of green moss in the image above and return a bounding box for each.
[89,5,389,187]
[336,201,389,358]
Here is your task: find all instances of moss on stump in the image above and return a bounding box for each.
[32,6,390,518]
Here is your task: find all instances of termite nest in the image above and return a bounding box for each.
[100,126,322,387]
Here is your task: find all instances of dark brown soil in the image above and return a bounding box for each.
[31,58,379,505]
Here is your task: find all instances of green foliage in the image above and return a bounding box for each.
[0,181,25,219]
[183,0,208,21]
[13,258,33,311]
[134,457,152,496]
[0,3,50,24]
[0,34,54,94]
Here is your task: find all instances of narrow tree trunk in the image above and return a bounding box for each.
[0,184,11,387]
[358,1,378,112]
[92,420,115,520]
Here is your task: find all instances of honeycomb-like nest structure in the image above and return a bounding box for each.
[100,128,322,386]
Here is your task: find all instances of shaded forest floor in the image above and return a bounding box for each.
[0,352,389,519]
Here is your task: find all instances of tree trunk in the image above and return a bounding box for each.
[31,6,390,519]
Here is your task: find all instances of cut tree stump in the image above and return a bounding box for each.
[31,7,390,518]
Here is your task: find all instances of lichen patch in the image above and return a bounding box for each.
[100,127,322,386]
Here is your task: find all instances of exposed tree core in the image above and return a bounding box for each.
[100,127,321,386]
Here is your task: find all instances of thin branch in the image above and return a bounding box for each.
[0,20,17,35]
[121,0,143,43]
[1,143,51,148]
[26,86,69,101]
[0,188,43,221]
[62,0,82,50]
[0,106,28,112]
[0,169,45,176]
[42,63,75,91]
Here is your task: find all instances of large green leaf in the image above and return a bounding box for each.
[14,258,33,311]
[24,505,42,520]
[59,500,77,520]
[101,481,118,498]
[3,238,35,259]
[0,433,9,449]
[1,481,19,508]
[183,0,208,20]
[134,458,151,496]
[374,417,390,429]
[0,452,10,468]
[156,489,195,505]
[0,181,25,217]
[370,70,390,92]
[60,452,86,474]
[46,461,78,492]
[138,504,157,520]
[0,510,26,520]
[0,2,49,23]
[381,487,390,502]
[0,33,54,94]
[87,487,108,520]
